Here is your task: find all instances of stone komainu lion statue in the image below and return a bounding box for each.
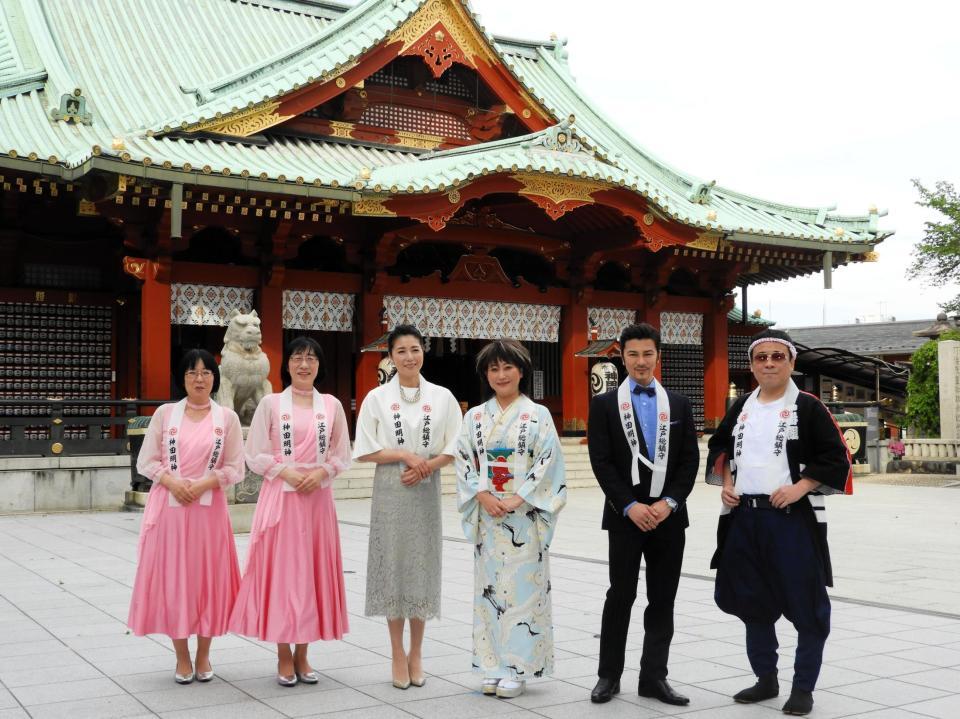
[217,309,273,426]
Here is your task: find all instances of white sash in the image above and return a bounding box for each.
[165,399,225,507]
[617,378,670,496]
[730,379,800,474]
[382,374,437,481]
[473,396,536,493]
[278,387,330,491]
[721,379,824,518]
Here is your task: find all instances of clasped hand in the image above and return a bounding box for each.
[162,472,218,505]
[280,466,328,493]
[400,452,432,487]
[478,490,525,517]
[627,499,671,532]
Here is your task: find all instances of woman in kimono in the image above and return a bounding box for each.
[353,324,462,689]
[128,349,244,684]
[229,337,352,687]
[455,339,567,699]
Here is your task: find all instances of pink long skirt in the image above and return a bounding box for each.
[229,486,349,643]
[128,488,240,638]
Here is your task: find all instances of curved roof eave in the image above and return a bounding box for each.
[506,45,889,246]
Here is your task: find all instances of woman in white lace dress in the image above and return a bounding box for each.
[353,324,462,689]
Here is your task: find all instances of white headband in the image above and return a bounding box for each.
[748,337,797,359]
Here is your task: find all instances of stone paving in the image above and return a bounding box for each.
[1,482,959,718]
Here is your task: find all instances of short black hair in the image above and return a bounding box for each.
[177,349,220,394]
[619,323,661,352]
[475,339,533,399]
[281,336,326,387]
[387,323,424,353]
[749,329,796,359]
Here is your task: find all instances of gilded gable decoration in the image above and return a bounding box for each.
[193,102,293,137]
[513,172,604,220]
[404,23,469,78]
[388,0,497,71]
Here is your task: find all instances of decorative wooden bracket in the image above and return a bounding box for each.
[122,256,156,281]
[448,253,512,284]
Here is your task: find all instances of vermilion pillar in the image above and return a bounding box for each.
[141,269,171,400]
[560,295,589,434]
[703,302,730,430]
[259,285,283,392]
[354,289,383,417]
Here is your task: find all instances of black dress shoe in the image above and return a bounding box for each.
[638,679,689,706]
[782,689,813,716]
[590,677,620,703]
[734,673,779,703]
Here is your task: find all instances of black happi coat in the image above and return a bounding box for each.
[705,390,852,586]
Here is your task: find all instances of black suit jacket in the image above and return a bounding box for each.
[588,385,700,532]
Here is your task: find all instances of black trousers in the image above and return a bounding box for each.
[598,515,685,683]
[714,504,831,692]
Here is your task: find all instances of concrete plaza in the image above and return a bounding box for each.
[1,479,959,718]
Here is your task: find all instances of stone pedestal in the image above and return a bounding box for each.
[939,340,960,441]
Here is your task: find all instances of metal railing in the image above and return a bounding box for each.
[0,398,166,457]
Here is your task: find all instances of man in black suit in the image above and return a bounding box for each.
[587,323,700,706]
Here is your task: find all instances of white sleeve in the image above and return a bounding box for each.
[438,391,463,458]
[352,391,385,459]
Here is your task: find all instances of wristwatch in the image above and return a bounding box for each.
[664,497,679,513]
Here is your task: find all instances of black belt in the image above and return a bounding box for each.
[738,494,791,514]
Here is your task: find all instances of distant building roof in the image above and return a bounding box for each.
[787,318,938,356]
[727,307,775,327]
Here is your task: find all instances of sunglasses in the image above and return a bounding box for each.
[752,351,789,363]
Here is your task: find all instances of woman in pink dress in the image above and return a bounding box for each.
[128,349,244,684]
[229,336,352,686]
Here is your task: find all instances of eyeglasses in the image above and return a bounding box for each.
[752,352,789,363]
[289,355,319,365]
[185,369,214,379]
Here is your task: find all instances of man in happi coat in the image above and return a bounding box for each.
[706,328,852,716]
[588,323,700,707]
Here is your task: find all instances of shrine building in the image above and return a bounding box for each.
[0,0,890,442]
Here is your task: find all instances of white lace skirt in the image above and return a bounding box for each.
[364,461,442,619]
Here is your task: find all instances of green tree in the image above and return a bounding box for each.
[908,180,960,314]
[905,329,960,436]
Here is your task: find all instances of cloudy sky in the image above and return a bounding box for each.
[469,0,960,327]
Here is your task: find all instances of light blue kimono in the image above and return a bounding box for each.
[456,397,567,679]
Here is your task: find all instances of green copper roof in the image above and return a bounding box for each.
[727,307,776,327]
[366,120,629,190]
[151,0,415,134]
[0,1,46,98]
[0,0,890,254]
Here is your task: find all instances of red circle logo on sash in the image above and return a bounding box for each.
[780,410,791,419]
[391,403,400,411]
[739,413,748,423]
[520,413,530,421]
[659,412,668,422]
[281,413,290,421]
[169,428,177,436]
[473,412,482,420]
[316,414,325,420]
[621,402,630,411]
[422,404,431,413]
[215,428,223,436]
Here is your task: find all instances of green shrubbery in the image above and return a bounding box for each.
[906,330,960,435]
